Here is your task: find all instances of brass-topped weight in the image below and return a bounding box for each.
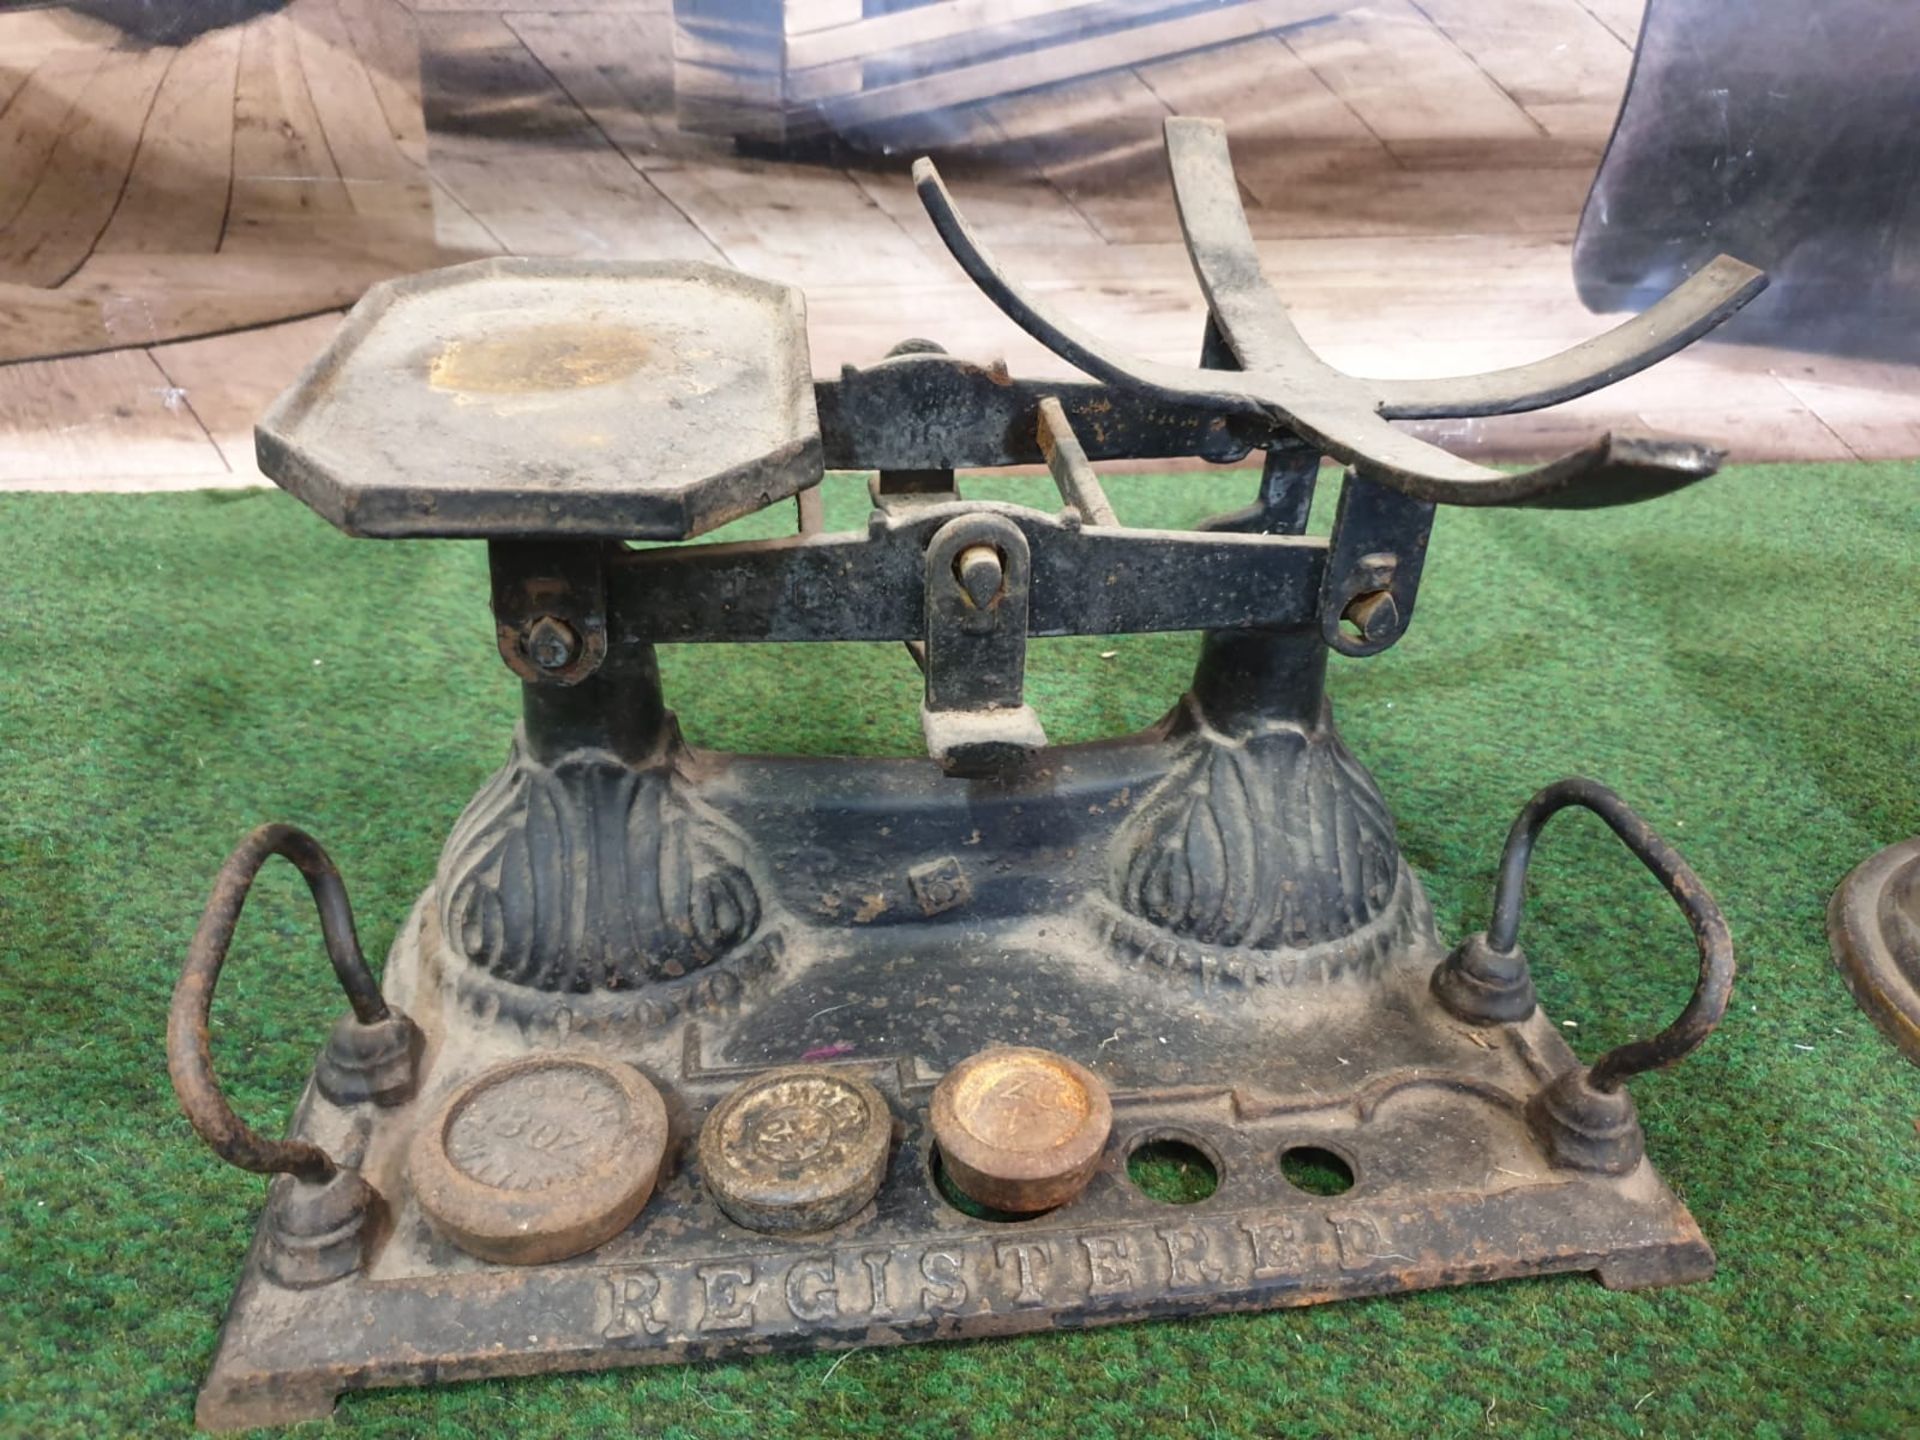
[930,1046,1112,1214]
[699,1067,893,1233]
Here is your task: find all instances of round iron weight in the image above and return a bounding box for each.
[931,1045,1112,1214]
[698,1067,893,1233]
[408,1053,668,1266]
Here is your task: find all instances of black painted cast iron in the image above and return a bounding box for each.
[169,118,1755,1429]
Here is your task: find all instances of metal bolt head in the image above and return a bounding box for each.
[526,615,581,671]
[955,545,1004,610]
[1341,588,1400,643]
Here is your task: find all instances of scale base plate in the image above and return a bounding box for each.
[193,724,1717,1433]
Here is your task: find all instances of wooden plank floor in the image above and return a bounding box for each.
[0,0,1914,493]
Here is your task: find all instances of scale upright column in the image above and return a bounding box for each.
[1187,626,1328,735]
[519,640,672,767]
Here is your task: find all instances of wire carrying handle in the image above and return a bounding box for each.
[1488,778,1735,1090]
[167,824,389,1181]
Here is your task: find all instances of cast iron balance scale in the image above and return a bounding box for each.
[170,121,1757,1428]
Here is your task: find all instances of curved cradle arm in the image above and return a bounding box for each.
[914,118,1766,511]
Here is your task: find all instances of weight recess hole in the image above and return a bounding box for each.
[1279,1145,1355,1197]
[1126,1137,1219,1205]
[929,1148,1043,1223]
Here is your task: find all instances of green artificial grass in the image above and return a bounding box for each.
[1127,1141,1222,1205]
[2,462,1917,1439]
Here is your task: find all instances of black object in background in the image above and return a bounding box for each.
[1575,0,1920,361]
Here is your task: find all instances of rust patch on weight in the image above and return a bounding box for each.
[932,1047,1112,1215]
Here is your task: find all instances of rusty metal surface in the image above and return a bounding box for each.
[168,824,413,1183]
[182,726,1732,1430]
[185,800,1721,1427]
[1481,778,1734,1091]
[175,113,1757,1429]
[1830,836,1920,1064]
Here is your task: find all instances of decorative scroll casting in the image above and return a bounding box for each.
[439,736,772,994]
[1104,699,1424,984]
